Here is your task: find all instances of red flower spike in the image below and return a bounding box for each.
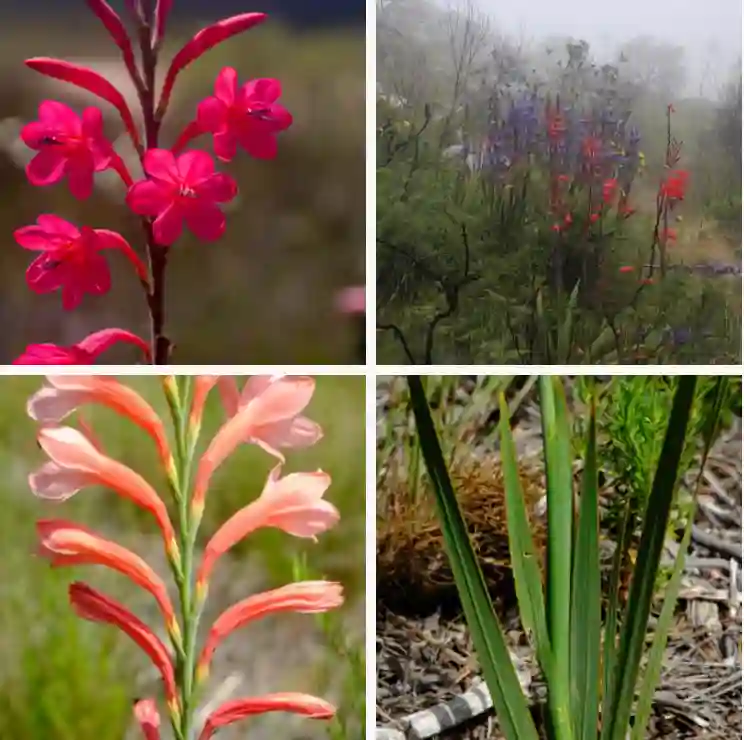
[13,327,150,365]
[21,102,115,200]
[196,581,343,678]
[589,213,600,224]
[69,582,177,704]
[25,58,141,151]
[157,13,267,119]
[134,699,161,740]
[198,693,335,740]
[15,215,147,309]
[197,68,293,161]
[661,227,677,243]
[37,519,178,634]
[618,265,635,273]
[126,149,237,246]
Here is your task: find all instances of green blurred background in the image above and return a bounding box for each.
[0,375,365,739]
[0,15,364,363]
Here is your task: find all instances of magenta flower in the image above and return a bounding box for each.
[21,100,115,199]
[13,328,150,365]
[14,215,146,310]
[126,149,237,246]
[196,67,292,161]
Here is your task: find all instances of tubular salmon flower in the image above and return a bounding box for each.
[189,376,220,435]
[192,376,322,511]
[25,58,141,150]
[196,581,343,680]
[216,376,241,417]
[30,426,177,553]
[21,101,116,199]
[618,265,635,273]
[196,68,293,162]
[69,582,177,704]
[125,149,238,246]
[134,698,161,740]
[13,327,151,365]
[27,376,172,470]
[198,693,335,740]
[37,519,178,638]
[14,215,146,310]
[157,13,267,118]
[196,465,339,589]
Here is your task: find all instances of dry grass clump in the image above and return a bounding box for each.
[377,455,547,618]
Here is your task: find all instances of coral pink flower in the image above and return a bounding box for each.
[198,693,335,740]
[70,582,177,704]
[126,149,237,246]
[13,327,150,365]
[157,13,266,117]
[134,699,161,740]
[618,265,635,273]
[37,519,177,632]
[192,376,322,509]
[196,581,343,677]
[14,215,146,310]
[336,286,365,315]
[197,67,293,161]
[27,375,172,469]
[197,465,339,587]
[21,101,115,199]
[30,425,176,549]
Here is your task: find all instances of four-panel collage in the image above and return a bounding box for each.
[0,0,742,739]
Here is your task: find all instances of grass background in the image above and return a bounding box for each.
[0,13,364,363]
[0,375,365,740]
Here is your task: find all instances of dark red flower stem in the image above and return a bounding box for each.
[135,8,171,364]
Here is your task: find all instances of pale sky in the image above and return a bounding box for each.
[469,0,742,96]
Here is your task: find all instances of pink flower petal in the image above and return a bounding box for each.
[126,180,173,216]
[196,97,228,134]
[184,201,226,242]
[238,129,277,160]
[27,149,67,186]
[38,100,81,133]
[193,172,237,202]
[177,149,214,183]
[212,130,238,162]
[65,157,96,200]
[214,66,238,105]
[37,214,81,239]
[242,78,282,104]
[29,460,92,501]
[143,148,179,183]
[152,202,185,246]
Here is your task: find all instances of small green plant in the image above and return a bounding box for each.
[407,374,729,740]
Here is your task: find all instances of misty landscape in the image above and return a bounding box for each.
[376,0,742,364]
